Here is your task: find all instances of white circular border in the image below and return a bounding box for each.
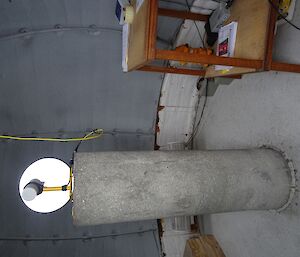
[19,158,70,213]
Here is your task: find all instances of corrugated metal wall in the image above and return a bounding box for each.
[0,140,160,257]
[0,0,186,256]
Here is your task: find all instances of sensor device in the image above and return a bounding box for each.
[115,0,134,25]
[19,158,71,213]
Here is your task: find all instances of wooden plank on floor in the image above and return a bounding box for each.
[184,235,226,257]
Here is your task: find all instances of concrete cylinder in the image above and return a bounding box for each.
[72,149,292,226]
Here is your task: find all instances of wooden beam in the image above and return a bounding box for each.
[271,62,300,73]
[139,65,206,76]
[139,65,242,79]
[155,49,263,69]
[264,0,278,70]
[147,0,159,60]
[158,8,208,21]
[224,74,242,79]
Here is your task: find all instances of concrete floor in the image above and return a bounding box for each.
[194,64,300,257]
[193,3,300,256]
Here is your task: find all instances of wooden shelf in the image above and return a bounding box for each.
[125,0,300,78]
[206,0,270,78]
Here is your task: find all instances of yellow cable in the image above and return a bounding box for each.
[3,130,97,197]
[0,129,103,142]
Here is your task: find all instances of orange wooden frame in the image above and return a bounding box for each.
[133,0,300,77]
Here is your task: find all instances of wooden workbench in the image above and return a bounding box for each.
[125,0,300,77]
[205,0,270,78]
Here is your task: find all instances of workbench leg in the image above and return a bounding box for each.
[148,0,159,59]
[271,62,300,73]
[155,49,263,69]
[264,0,278,70]
[138,65,242,79]
[139,65,205,76]
[265,1,300,74]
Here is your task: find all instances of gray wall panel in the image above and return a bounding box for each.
[0,136,159,257]
[0,0,175,256]
[0,31,161,134]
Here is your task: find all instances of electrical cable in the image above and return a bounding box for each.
[0,229,158,242]
[0,129,103,142]
[73,129,103,153]
[67,129,104,193]
[185,79,209,147]
[268,0,300,31]
[6,129,103,196]
[1,129,103,194]
[152,230,162,256]
[184,0,206,47]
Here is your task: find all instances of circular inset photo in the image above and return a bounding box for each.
[19,158,71,213]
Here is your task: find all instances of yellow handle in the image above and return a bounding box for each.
[43,185,71,192]
[42,167,73,198]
